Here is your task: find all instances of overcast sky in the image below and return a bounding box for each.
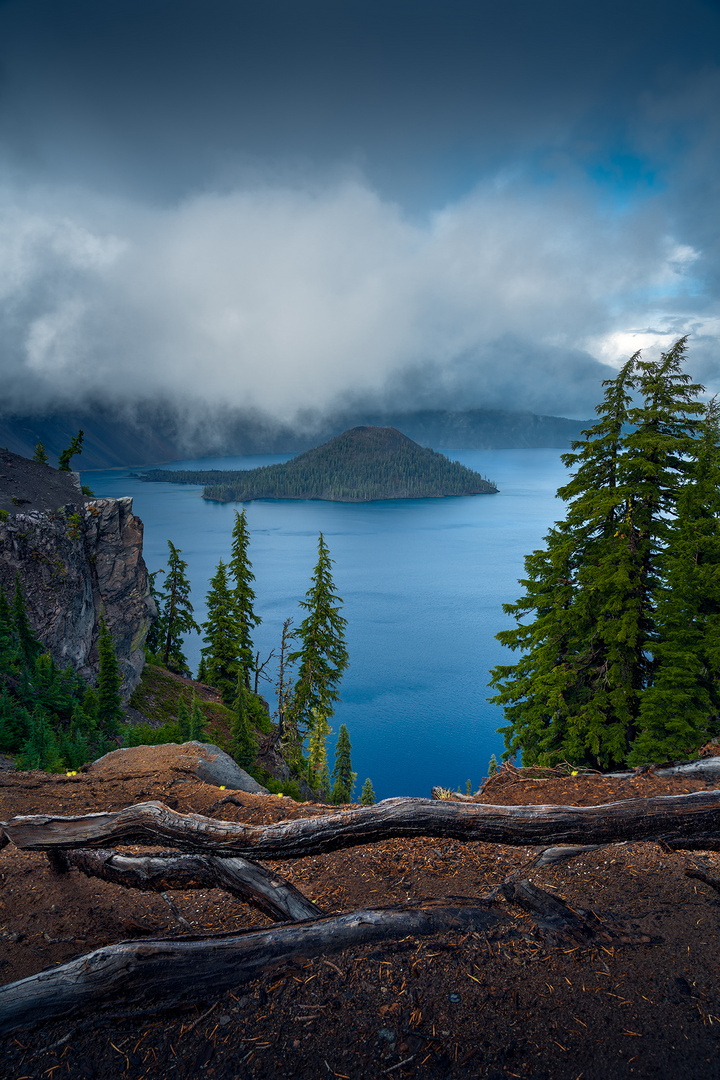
[1,0,720,422]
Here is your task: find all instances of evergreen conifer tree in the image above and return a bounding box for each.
[360,777,375,805]
[57,430,84,471]
[490,339,711,769]
[306,708,332,789]
[200,559,240,704]
[190,693,207,741]
[33,442,49,465]
[12,576,42,667]
[229,510,261,689]
[230,682,258,768]
[629,400,720,762]
[319,762,332,801]
[145,569,166,655]
[197,655,209,683]
[331,723,355,803]
[97,613,123,736]
[159,541,199,674]
[289,533,349,737]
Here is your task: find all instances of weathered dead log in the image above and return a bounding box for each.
[63,849,322,922]
[531,844,605,867]
[0,898,503,1035]
[500,879,651,945]
[2,792,720,856]
[685,866,720,895]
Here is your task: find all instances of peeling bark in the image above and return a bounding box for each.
[63,849,322,923]
[0,898,503,1035]
[3,791,720,856]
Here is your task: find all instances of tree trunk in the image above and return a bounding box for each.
[0,899,503,1036]
[62,850,322,923]
[3,791,720,857]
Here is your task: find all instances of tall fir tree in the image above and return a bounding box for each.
[97,613,123,736]
[200,559,240,704]
[490,339,710,770]
[288,533,349,739]
[12,575,42,668]
[159,541,199,674]
[230,682,258,768]
[629,399,720,762]
[331,723,356,804]
[229,510,261,689]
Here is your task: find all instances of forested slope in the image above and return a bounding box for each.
[142,426,498,502]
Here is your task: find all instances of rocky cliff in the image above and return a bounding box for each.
[0,449,154,697]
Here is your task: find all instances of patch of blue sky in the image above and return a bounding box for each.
[585,152,666,211]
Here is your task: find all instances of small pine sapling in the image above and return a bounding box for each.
[190,693,207,741]
[488,754,498,776]
[57,430,84,472]
[33,442,49,465]
[331,723,356,804]
[360,777,376,805]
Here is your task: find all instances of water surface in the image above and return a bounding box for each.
[83,449,568,799]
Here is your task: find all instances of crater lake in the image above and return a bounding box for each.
[83,448,568,800]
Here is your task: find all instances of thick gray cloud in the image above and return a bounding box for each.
[0,0,719,423]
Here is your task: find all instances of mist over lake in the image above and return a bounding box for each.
[84,448,568,800]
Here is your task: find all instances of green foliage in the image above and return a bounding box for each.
[488,754,498,776]
[145,569,166,655]
[177,694,191,741]
[230,683,258,768]
[229,510,262,688]
[490,339,720,769]
[57,430,84,472]
[190,692,207,741]
[158,541,199,674]
[143,427,498,503]
[306,708,332,791]
[97,613,123,736]
[0,584,106,771]
[288,533,349,738]
[33,442,49,465]
[81,485,95,497]
[331,723,356,804]
[200,559,240,704]
[360,777,376,805]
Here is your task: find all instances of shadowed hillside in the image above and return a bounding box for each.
[142,426,499,502]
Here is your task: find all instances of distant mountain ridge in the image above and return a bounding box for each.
[0,406,590,469]
[143,426,499,502]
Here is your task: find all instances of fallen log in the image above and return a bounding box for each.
[500,879,651,946]
[2,791,720,857]
[61,850,322,923]
[0,898,503,1035]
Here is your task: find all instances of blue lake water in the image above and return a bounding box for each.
[82,449,569,800]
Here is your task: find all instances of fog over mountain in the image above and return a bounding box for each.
[1,0,720,432]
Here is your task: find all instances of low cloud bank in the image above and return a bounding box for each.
[0,174,715,424]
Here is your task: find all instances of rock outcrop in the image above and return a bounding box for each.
[0,449,154,697]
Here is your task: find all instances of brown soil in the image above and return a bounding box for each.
[0,757,719,1080]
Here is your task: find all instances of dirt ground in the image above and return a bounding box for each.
[0,758,719,1080]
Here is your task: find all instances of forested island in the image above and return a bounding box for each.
[142,426,498,502]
